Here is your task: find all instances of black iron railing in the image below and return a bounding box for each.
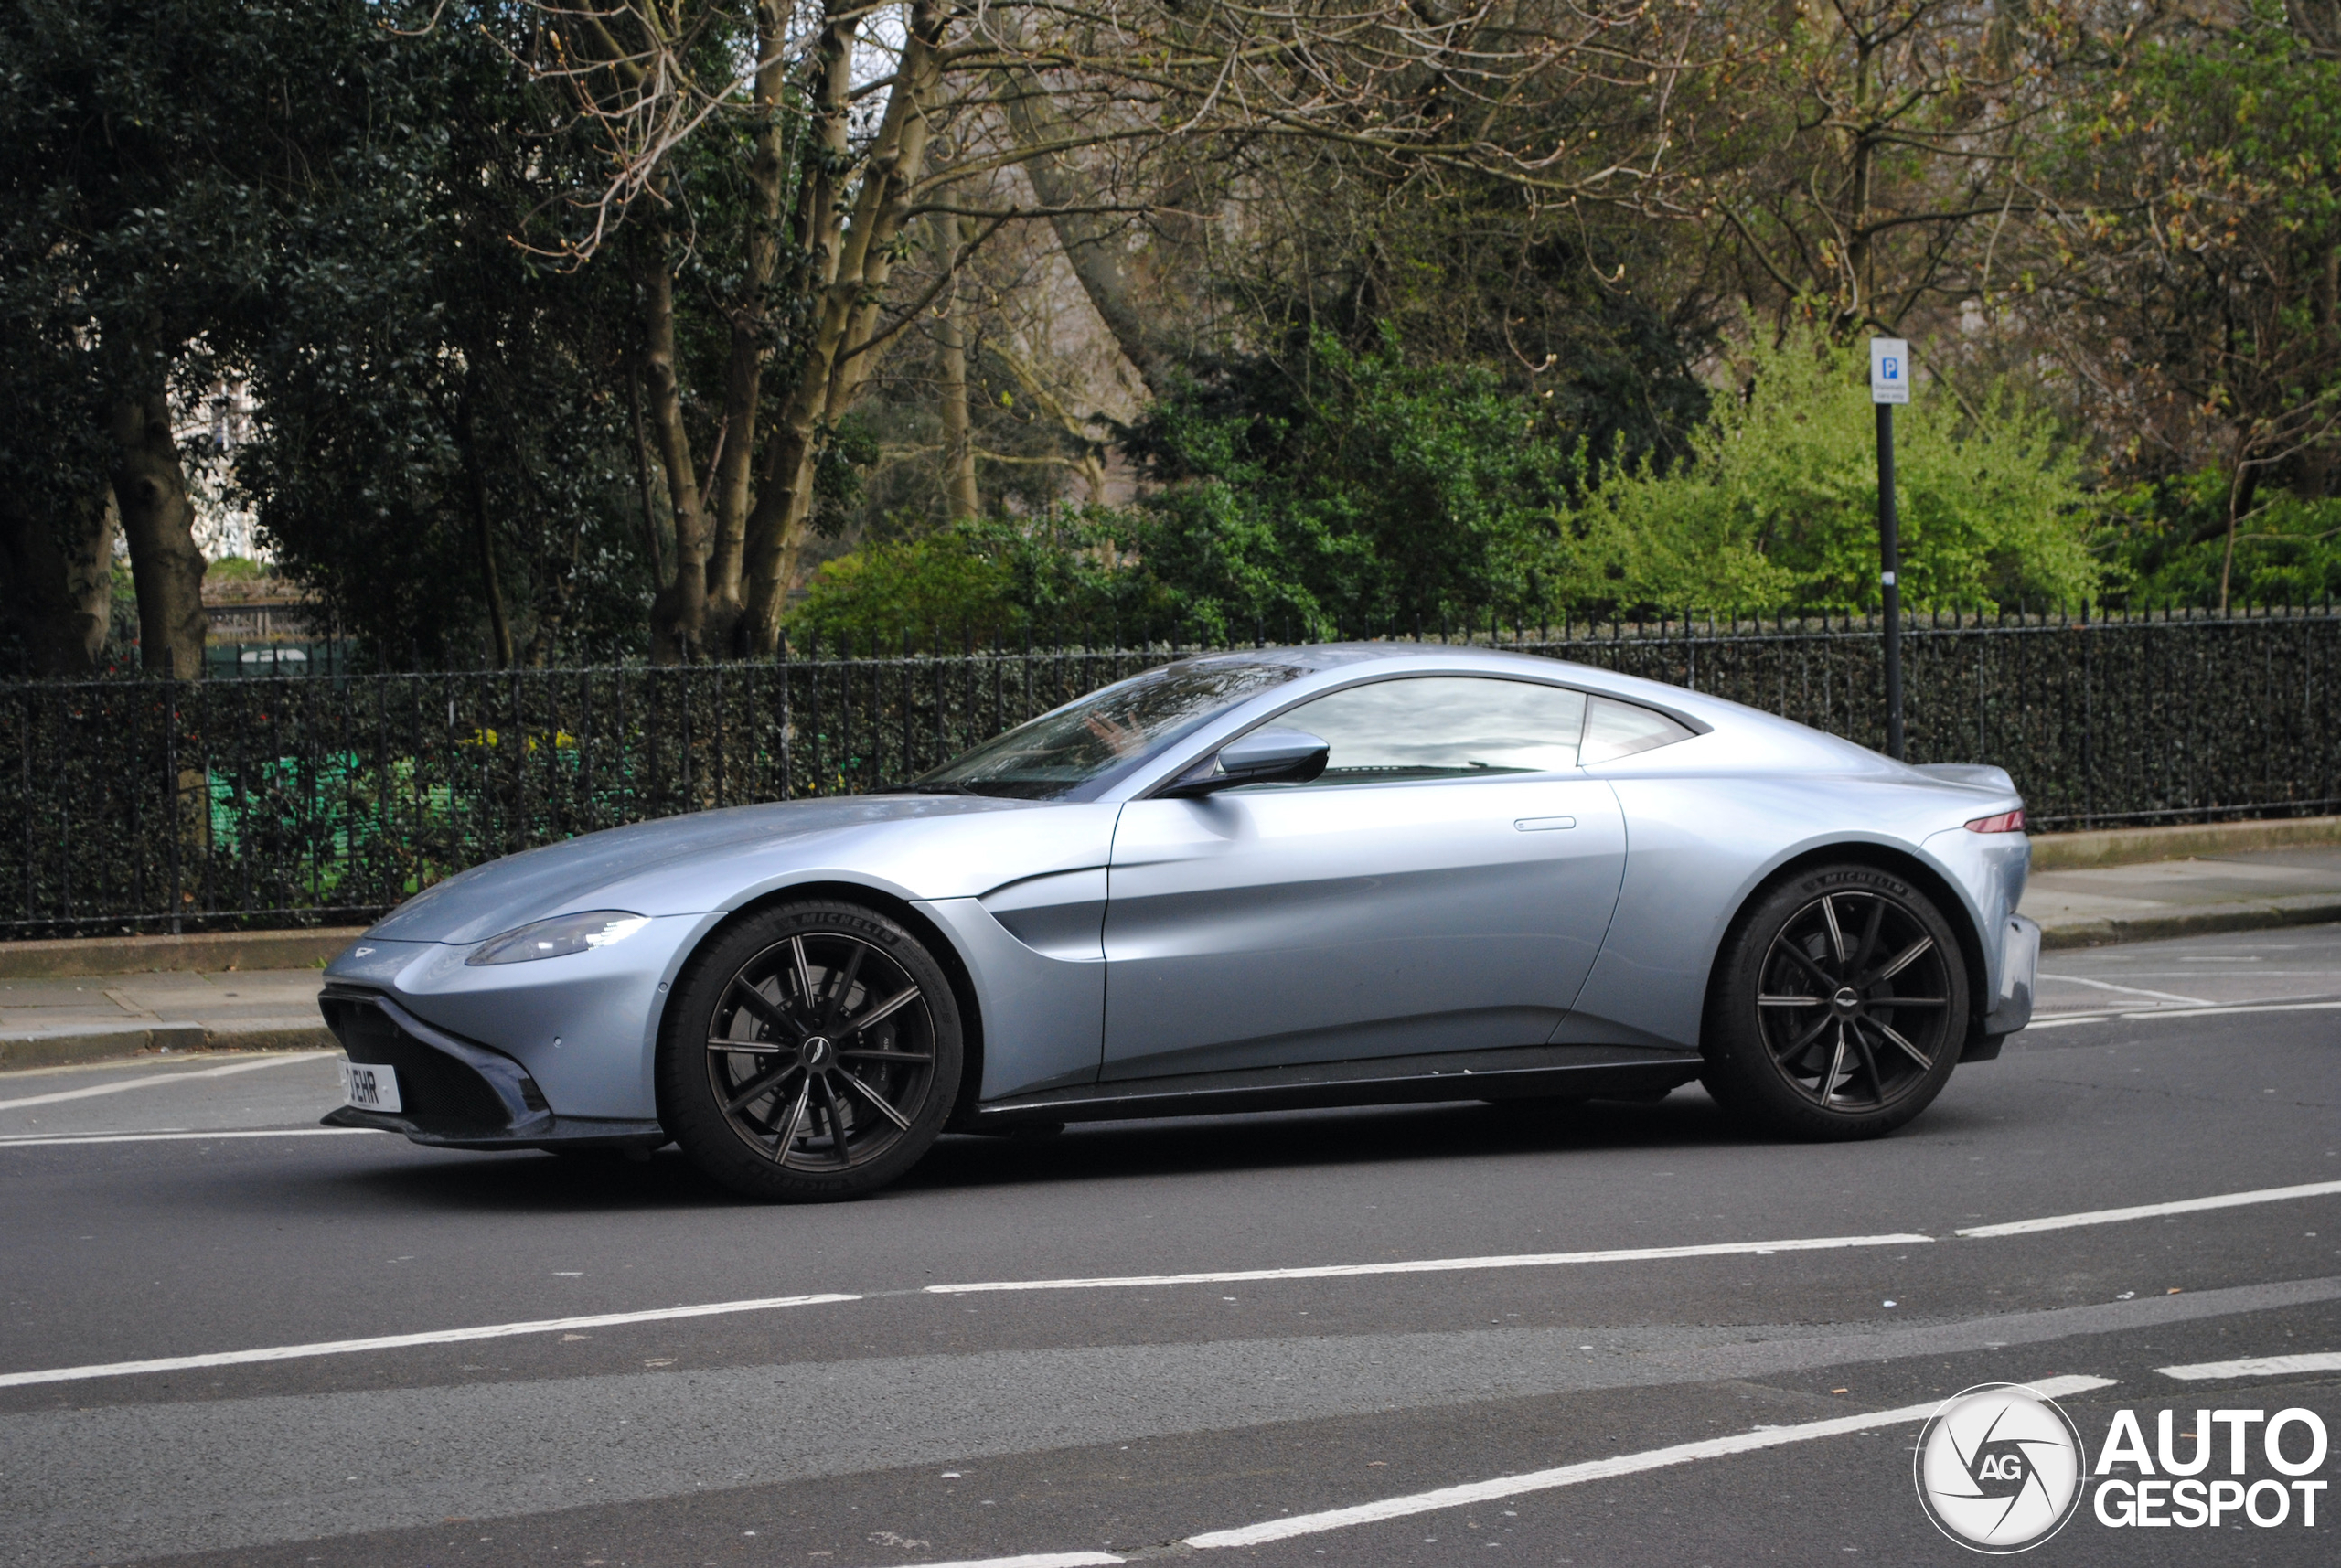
[5,605,2336,938]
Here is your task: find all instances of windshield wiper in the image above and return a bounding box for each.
[895,781,987,796]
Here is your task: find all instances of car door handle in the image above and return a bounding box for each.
[1514,816,1577,832]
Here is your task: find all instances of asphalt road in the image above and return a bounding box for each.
[2,925,2336,1567]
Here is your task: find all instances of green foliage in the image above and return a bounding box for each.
[1117,329,1581,637]
[785,510,1139,650]
[2110,471,2341,606]
[0,1,663,671]
[2041,4,2341,490]
[1555,326,2103,616]
[810,414,884,534]
[796,325,2109,641]
[0,0,348,664]
[230,4,652,667]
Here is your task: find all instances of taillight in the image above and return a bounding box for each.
[1964,809,2026,834]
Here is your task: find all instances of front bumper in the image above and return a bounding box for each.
[317,987,665,1151]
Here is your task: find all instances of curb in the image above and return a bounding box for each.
[2036,900,2341,951]
[0,1019,336,1071]
[2030,815,2341,872]
[0,928,366,981]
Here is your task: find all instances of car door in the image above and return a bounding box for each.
[1100,675,1627,1082]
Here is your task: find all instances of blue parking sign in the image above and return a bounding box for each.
[1870,337,1910,404]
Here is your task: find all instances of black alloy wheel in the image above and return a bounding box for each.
[658,901,963,1200]
[1702,863,1969,1139]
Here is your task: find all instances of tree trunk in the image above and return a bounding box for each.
[458,389,517,668]
[108,391,208,679]
[932,208,979,520]
[2304,244,2341,499]
[627,361,668,587]
[0,482,117,677]
[639,251,711,662]
[1005,76,1171,396]
[741,1,944,654]
[2220,437,2261,613]
[702,0,795,656]
[1844,36,1877,328]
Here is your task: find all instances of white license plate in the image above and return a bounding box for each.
[339,1060,401,1113]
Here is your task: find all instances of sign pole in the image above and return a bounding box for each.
[1870,338,1909,761]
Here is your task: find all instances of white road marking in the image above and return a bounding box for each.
[1,1160,2333,1390]
[2023,997,2341,1029]
[1956,1179,2341,1238]
[2140,999,2341,1019]
[0,1051,333,1110]
[862,1375,2118,1567]
[0,1294,861,1390]
[1181,1375,2120,1548]
[923,1233,1937,1296]
[2036,972,2212,1006]
[0,1126,379,1147]
[2157,1351,2341,1381]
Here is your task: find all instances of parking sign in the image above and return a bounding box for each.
[1871,337,1910,404]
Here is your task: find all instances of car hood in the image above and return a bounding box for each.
[366,793,1074,945]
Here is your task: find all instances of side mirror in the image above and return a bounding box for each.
[1165,727,1331,797]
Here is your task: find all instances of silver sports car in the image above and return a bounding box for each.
[320,643,2039,1200]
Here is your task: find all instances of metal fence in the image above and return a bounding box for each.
[5,604,2336,938]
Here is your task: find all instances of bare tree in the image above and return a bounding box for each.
[2006,2,2341,604]
[505,0,1730,656]
[1684,0,2086,337]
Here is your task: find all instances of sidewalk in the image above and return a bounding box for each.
[0,969,333,1069]
[3,836,2339,1070]
[2024,845,2341,949]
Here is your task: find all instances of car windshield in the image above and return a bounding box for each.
[907,659,1299,800]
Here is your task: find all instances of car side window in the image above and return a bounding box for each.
[1579,695,1695,763]
[1260,677,1589,786]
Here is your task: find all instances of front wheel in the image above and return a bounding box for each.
[658,901,964,1200]
[1701,864,1969,1141]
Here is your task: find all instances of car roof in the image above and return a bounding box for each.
[1181,641,1711,718]
[1154,640,1904,775]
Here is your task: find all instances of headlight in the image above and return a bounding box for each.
[466,911,650,965]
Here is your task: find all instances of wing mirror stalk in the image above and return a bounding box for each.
[1163,727,1331,797]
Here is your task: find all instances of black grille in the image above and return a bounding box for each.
[322,994,513,1129]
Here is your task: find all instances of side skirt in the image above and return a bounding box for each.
[966,1045,1705,1130]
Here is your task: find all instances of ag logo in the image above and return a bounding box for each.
[1914,1383,2088,1552]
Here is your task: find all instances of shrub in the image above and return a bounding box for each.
[1555,324,2103,616]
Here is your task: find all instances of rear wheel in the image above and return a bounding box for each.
[658,901,963,1200]
[1701,864,1968,1140]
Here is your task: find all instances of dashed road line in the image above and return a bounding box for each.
[0,1294,861,1390]
[1955,1179,2341,1238]
[2158,1350,2341,1381]
[3,1178,2336,1390]
[922,1233,1935,1295]
[860,1376,2120,1566]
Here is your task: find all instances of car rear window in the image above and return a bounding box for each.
[1579,695,1695,763]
